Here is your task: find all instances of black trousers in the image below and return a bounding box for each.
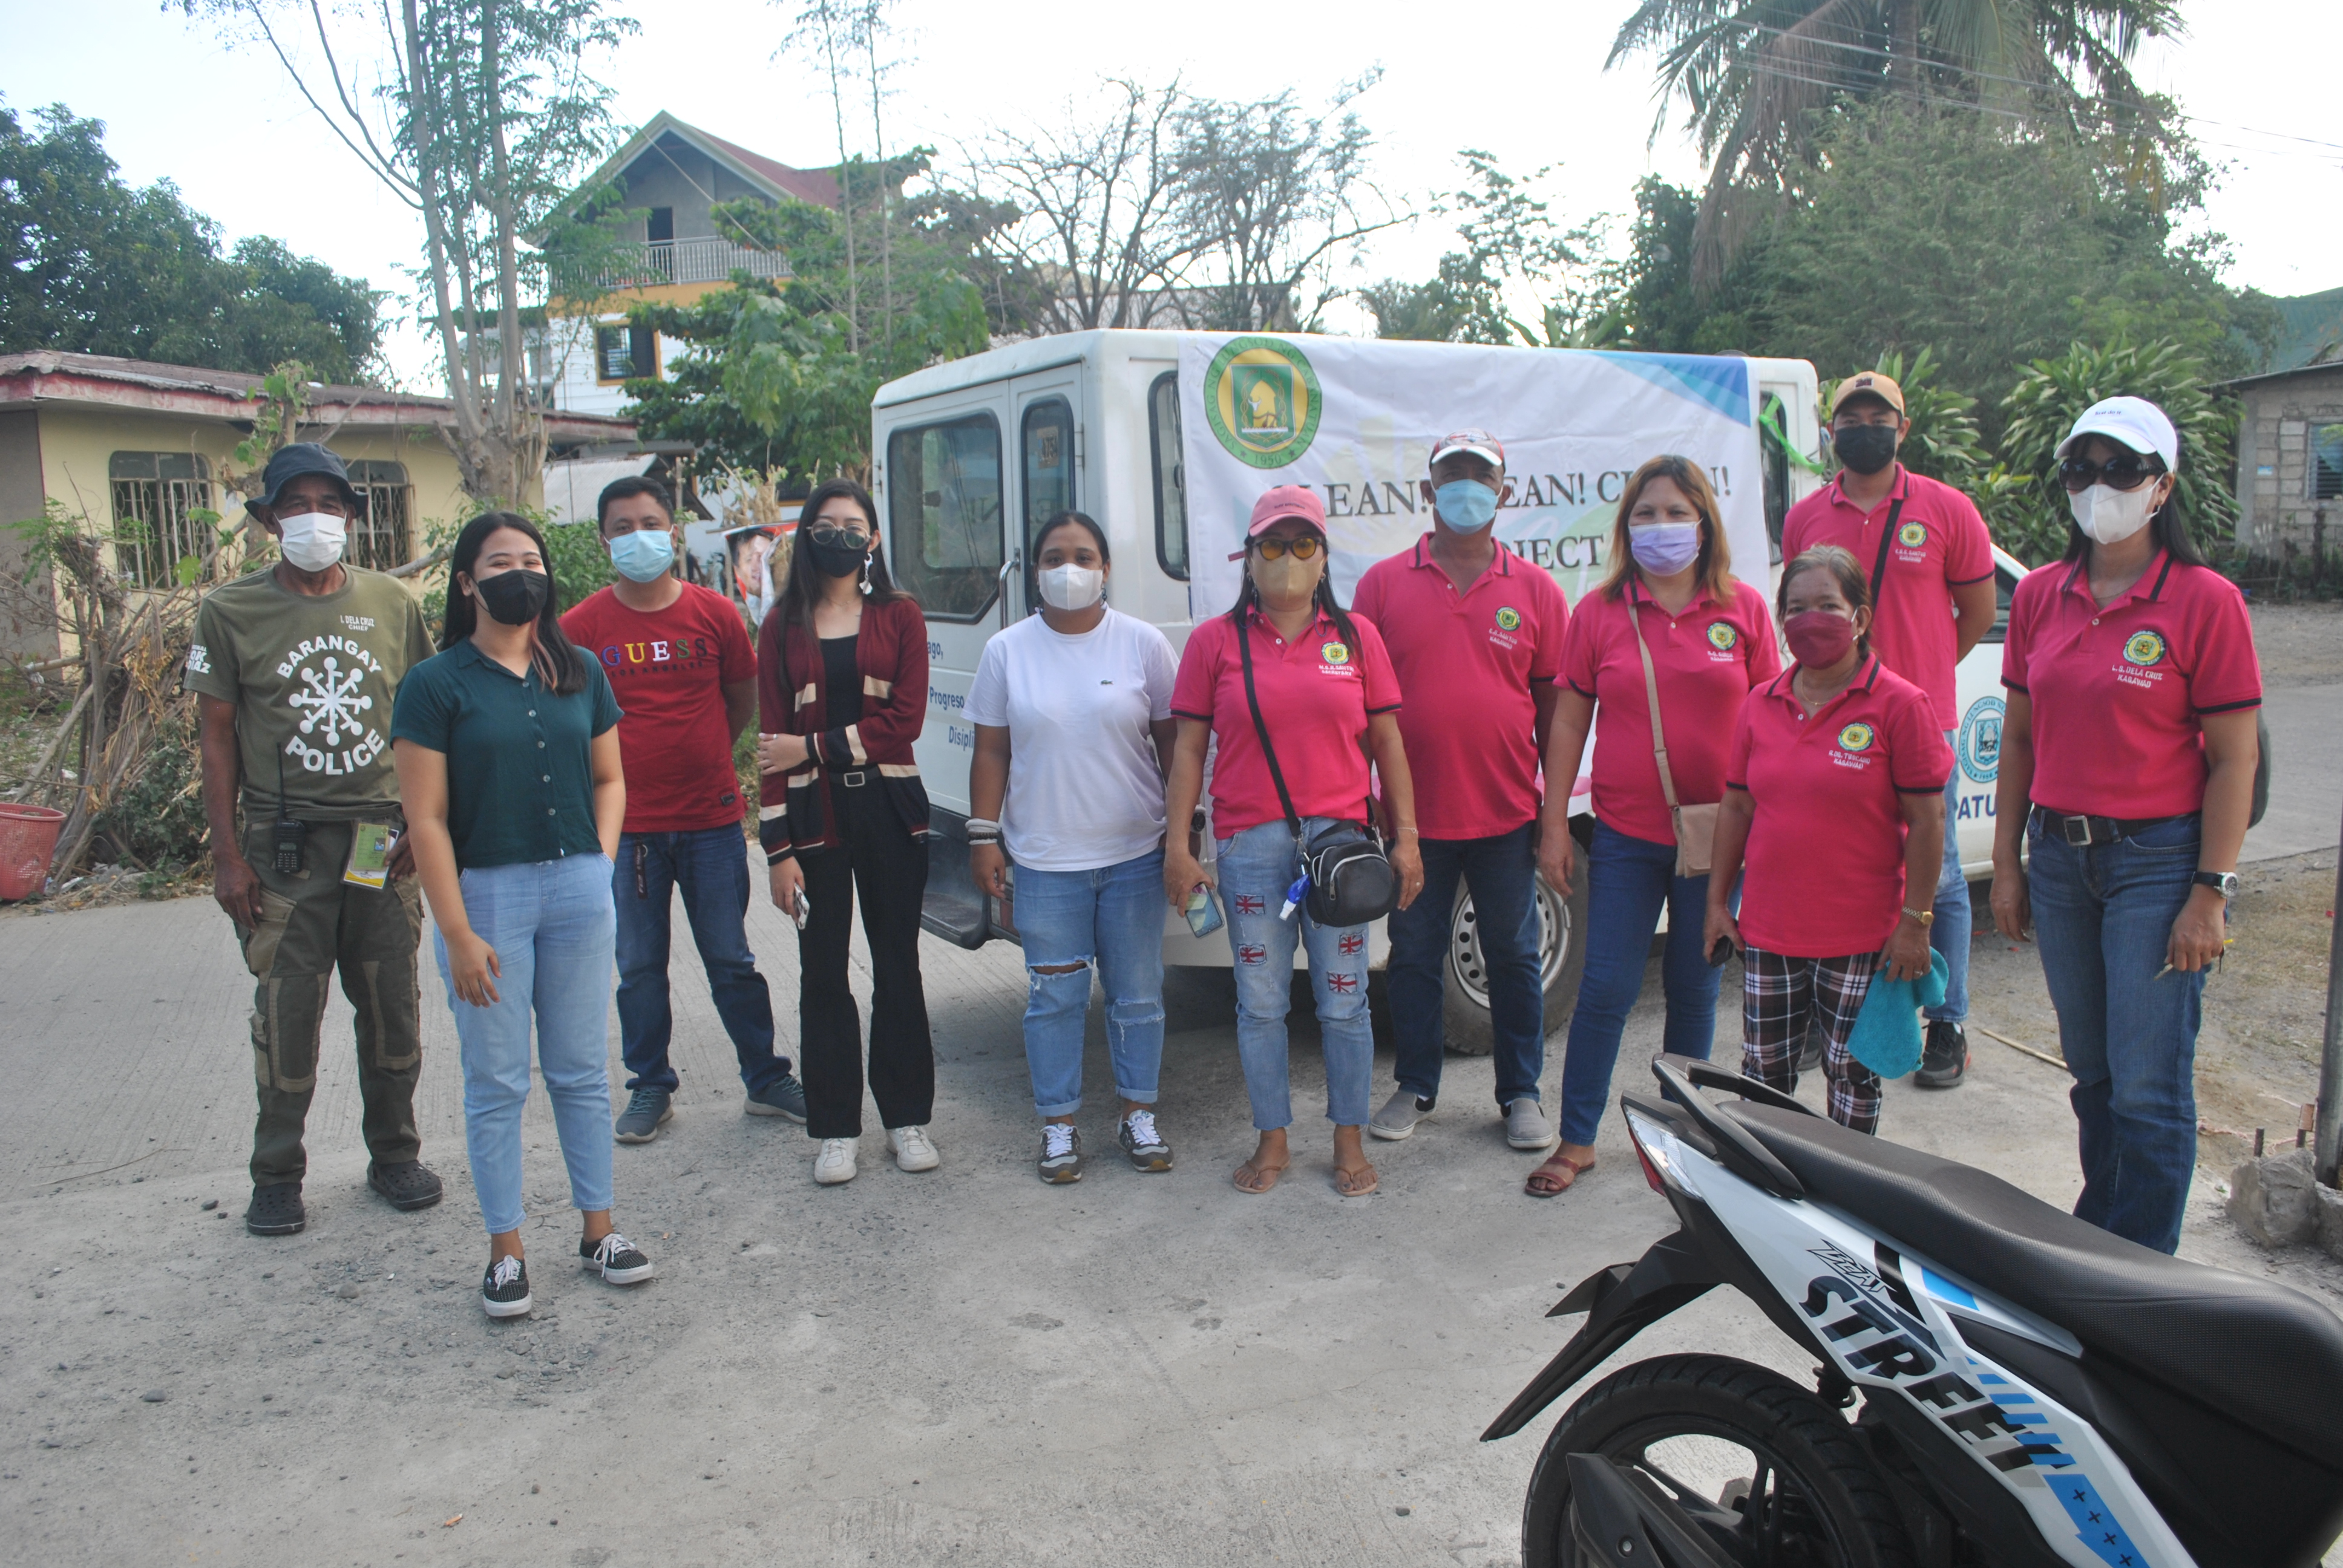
[795,782,934,1138]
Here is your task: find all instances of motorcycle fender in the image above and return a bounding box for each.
[1481,1229,1717,1442]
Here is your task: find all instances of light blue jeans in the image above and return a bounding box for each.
[1012,849,1167,1117]
[1928,732,1971,1023]
[434,854,617,1236]
[1216,819,1375,1130]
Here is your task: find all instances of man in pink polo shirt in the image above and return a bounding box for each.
[1781,371,1996,1089]
[1353,430,1568,1152]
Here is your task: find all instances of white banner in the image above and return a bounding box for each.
[1178,334,1768,618]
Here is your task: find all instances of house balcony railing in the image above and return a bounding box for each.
[564,238,791,293]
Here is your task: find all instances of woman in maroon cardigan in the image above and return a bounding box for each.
[756,479,936,1187]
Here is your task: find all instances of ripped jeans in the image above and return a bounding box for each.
[1011,848,1167,1117]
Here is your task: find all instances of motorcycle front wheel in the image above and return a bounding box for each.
[1523,1353,1915,1568]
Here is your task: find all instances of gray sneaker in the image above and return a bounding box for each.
[1038,1123,1083,1184]
[614,1087,673,1145]
[1118,1108,1173,1172]
[744,1073,808,1122]
[1369,1088,1434,1141]
[1506,1097,1558,1151]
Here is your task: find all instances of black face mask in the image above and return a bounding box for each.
[807,536,868,580]
[473,568,549,626]
[1833,423,1898,476]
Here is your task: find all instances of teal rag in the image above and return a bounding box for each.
[1845,950,1950,1079]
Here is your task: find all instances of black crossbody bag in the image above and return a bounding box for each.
[1237,615,1399,926]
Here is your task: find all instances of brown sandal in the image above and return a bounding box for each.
[1333,1161,1379,1198]
[1525,1152,1594,1198]
[1233,1156,1289,1194]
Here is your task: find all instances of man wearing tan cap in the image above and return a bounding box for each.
[1781,371,1997,1089]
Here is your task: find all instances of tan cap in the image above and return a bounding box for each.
[1829,371,1906,417]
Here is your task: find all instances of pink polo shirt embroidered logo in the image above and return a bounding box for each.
[1705,622,1738,656]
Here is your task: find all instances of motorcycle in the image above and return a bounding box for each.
[1483,1055,2343,1568]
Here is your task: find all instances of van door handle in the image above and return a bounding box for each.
[997,551,1020,628]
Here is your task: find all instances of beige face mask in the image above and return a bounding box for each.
[1251,552,1323,607]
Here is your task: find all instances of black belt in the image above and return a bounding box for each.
[834,769,868,788]
[2029,806,2191,846]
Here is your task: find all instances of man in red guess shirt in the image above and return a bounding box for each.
[1781,371,1996,1089]
[561,477,803,1142]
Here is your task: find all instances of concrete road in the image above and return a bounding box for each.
[2246,683,2343,864]
[7,870,2343,1567]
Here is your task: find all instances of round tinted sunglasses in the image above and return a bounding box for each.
[1249,535,1323,561]
[2059,456,2166,494]
[805,526,872,550]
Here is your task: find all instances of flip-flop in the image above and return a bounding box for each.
[1525,1152,1595,1198]
[1233,1158,1289,1195]
[1334,1163,1380,1198]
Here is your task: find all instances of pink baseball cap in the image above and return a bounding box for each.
[1429,429,1506,471]
[1228,484,1326,560]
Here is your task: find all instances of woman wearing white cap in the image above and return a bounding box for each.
[1990,396,2262,1254]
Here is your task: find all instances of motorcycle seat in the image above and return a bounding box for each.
[1728,1100,2343,1470]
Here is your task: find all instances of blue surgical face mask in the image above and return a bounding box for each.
[1434,479,1499,533]
[608,527,675,583]
[1629,521,1702,577]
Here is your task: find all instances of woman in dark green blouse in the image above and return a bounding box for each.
[392,512,653,1320]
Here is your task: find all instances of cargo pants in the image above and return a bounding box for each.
[233,817,425,1186]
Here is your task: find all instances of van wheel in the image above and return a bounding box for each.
[1444,871,1588,1056]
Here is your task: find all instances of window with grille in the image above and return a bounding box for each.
[110,452,214,586]
[595,322,658,382]
[2315,425,2343,503]
[345,460,412,570]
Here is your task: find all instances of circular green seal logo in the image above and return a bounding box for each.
[2123,630,2167,667]
[1495,607,1522,631]
[1706,621,1738,652]
[1320,639,1351,665]
[1897,520,1928,548]
[1837,722,1876,753]
[1203,336,1322,469]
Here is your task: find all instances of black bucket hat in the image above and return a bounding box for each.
[255,443,357,511]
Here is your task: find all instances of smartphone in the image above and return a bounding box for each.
[1707,935,1735,967]
[1184,884,1224,939]
[791,891,812,932]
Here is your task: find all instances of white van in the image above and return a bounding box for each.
[870,330,2027,1051]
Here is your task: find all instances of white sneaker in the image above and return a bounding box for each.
[813,1137,858,1185]
[886,1124,940,1172]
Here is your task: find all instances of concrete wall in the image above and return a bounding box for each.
[2237,365,2343,560]
[0,409,57,659]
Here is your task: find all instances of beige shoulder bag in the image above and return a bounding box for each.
[1627,600,1718,877]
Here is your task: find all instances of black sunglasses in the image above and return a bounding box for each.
[2058,455,2166,494]
[805,525,872,549]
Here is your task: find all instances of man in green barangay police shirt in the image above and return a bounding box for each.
[183,443,445,1238]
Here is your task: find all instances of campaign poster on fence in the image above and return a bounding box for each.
[1178,334,1768,621]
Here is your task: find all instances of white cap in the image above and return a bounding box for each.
[2057,396,2178,473]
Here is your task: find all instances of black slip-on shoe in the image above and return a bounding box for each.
[367,1160,444,1211]
[1915,1021,1970,1088]
[245,1182,306,1236]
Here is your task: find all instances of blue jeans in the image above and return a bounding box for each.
[1558,822,1720,1146]
[1216,819,1374,1130]
[1012,849,1167,1117]
[1928,733,1971,1023]
[434,854,617,1236]
[1387,825,1545,1107]
[2027,811,2205,1254]
[613,826,787,1095]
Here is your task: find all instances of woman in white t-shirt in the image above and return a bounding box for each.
[968,512,1180,1185]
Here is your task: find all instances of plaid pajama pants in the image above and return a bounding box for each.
[1740,947,1884,1133]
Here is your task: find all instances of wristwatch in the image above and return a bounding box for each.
[1900,906,1935,929]
[2192,871,2239,899]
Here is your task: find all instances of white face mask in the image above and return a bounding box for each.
[277,511,347,572]
[2067,482,2158,546]
[1037,563,1104,612]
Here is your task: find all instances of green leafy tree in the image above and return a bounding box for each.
[0,102,384,379]
[622,179,988,480]
[1722,103,2271,433]
[1996,338,2236,564]
[1365,151,1617,347]
[1607,0,2182,287]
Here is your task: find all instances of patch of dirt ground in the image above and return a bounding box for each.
[2252,601,2343,690]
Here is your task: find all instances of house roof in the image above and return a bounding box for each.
[539,111,841,236]
[0,351,636,451]
[2226,355,2343,391]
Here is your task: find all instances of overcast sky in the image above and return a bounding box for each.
[7,0,2338,387]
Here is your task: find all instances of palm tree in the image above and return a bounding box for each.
[1608,0,2179,290]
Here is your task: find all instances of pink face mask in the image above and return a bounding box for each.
[1784,610,1857,668]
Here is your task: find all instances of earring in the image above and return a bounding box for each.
[857,552,873,598]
